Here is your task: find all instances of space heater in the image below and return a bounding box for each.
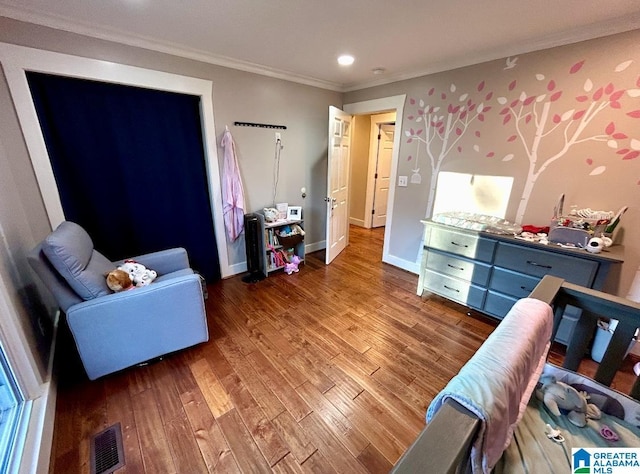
[242,213,265,283]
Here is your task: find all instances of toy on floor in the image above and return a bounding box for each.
[118,260,157,287]
[285,255,301,275]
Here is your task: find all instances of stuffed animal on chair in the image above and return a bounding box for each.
[118,260,157,287]
[536,374,602,427]
[106,269,134,292]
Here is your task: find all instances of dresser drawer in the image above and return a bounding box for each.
[489,267,540,299]
[423,270,486,309]
[425,250,491,286]
[426,226,495,262]
[483,291,516,319]
[493,242,597,286]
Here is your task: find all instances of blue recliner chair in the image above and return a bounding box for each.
[28,221,209,380]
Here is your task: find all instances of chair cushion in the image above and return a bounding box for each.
[41,222,114,300]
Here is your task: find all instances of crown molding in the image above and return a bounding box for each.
[0,5,344,92]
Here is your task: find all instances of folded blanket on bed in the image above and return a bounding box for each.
[426,297,553,474]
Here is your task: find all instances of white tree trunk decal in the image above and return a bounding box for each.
[405,82,493,217]
[496,60,640,222]
[405,60,640,223]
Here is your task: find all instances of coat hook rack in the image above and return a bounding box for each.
[234,121,287,130]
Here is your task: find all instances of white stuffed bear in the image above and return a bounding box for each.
[118,259,158,287]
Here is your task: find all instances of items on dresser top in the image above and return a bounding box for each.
[417,220,624,345]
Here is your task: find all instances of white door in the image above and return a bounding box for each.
[325,106,352,264]
[372,123,394,227]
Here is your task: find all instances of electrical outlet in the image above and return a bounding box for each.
[398,176,408,187]
[275,132,281,142]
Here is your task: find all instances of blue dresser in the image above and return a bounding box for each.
[418,220,624,344]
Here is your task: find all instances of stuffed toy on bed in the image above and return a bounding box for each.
[536,374,602,427]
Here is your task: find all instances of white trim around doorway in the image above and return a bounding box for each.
[0,42,231,278]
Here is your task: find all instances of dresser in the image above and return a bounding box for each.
[418,220,624,344]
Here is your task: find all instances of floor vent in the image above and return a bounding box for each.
[90,422,125,474]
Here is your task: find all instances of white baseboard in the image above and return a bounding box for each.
[349,217,366,227]
[305,240,325,254]
[226,261,247,277]
[382,254,420,275]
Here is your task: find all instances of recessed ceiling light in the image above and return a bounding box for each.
[337,55,355,66]
[372,67,386,75]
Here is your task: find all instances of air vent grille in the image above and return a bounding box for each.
[90,422,125,474]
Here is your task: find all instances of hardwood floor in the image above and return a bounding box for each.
[48,225,637,473]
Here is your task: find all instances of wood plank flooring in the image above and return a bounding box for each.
[48,225,637,473]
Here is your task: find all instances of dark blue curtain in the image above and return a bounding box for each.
[27,72,220,281]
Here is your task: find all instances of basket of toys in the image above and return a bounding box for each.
[276,224,305,248]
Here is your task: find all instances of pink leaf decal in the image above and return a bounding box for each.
[478,114,485,122]
[605,83,614,95]
[610,90,624,101]
[486,152,495,158]
[468,104,476,112]
[477,80,485,91]
[576,95,589,102]
[441,93,447,100]
[410,128,415,135]
[507,135,517,142]
[407,115,414,120]
[460,111,467,120]
[612,132,627,139]
[523,96,536,106]
[525,114,532,124]
[610,101,621,109]
[553,114,561,124]
[416,129,423,135]
[623,151,640,160]
[569,60,585,74]
[407,155,413,161]
[586,158,593,165]
[456,127,462,136]
[457,146,462,153]
[627,110,640,118]
[593,87,603,101]
[510,99,520,107]
[418,109,424,115]
[485,92,493,101]
[605,122,615,135]
[550,91,563,102]
[438,126,445,134]
[483,106,492,113]
[475,131,481,137]
[503,115,511,125]
[410,98,416,105]
[452,106,460,114]
[508,80,517,91]
[616,148,630,155]
[547,80,556,91]
[428,87,435,96]
[448,104,453,113]
[407,138,413,143]
[573,110,586,120]
[500,107,509,115]
[637,76,640,88]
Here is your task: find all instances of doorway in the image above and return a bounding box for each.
[344,96,405,266]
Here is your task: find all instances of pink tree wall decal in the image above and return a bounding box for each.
[405,81,493,216]
[497,60,640,222]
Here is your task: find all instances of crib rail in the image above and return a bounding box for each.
[391,276,640,473]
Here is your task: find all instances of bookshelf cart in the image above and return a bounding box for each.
[256,212,305,276]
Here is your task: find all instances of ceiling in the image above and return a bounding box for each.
[2,0,640,92]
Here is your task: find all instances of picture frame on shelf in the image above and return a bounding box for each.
[287,206,302,221]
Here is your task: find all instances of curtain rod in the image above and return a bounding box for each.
[234,121,286,130]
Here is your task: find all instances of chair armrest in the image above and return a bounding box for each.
[392,399,480,474]
[112,247,190,275]
[66,273,207,379]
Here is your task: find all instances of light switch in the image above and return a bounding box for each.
[398,176,408,187]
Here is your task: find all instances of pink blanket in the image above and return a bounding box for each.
[426,298,553,473]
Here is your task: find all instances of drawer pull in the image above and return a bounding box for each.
[443,284,460,293]
[526,260,552,269]
[451,241,469,248]
[447,263,465,271]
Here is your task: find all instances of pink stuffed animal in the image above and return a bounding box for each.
[284,255,301,275]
